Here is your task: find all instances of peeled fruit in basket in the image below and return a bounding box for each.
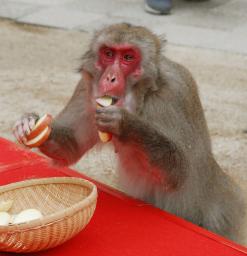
[24,114,52,148]
[13,209,43,224]
[0,200,43,226]
[96,96,113,143]
[0,200,13,212]
[0,212,11,226]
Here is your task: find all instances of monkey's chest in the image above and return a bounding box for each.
[113,140,167,189]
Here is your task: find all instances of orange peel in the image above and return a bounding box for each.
[24,114,52,148]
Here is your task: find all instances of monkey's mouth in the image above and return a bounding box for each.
[102,95,122,106]
[111,96,126,107]
[111,96,120,105]
[96,95,124,107]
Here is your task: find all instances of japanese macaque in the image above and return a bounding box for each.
[13,23,244,242]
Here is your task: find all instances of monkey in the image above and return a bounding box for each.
[13,23,245,242]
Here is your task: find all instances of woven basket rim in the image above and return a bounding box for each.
[0,177,97,232]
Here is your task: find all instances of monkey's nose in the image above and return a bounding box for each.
[106,75,116,83]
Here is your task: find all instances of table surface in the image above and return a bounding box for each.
[0,137,246,256]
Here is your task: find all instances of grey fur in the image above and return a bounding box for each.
[22,23,245,242]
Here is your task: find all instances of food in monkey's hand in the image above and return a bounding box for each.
[0,200,14,212]
[24,114,52,148]
[96,96,113,142]
[13,208,43,224]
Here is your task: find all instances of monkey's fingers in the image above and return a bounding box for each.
[22,116,36,136]
[13,127,24,144]
[13,114,38,144]
[96,119,112,131]
[15,122,27,143]
[95,111,114,122]
[13,114,52,148]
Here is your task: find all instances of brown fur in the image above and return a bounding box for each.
[21,23,245,242]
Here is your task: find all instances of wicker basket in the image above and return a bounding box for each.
[0,177,97,253]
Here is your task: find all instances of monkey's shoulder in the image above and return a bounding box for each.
[157,57,199,103]
[141,56,207,133]
[159,56,198,92]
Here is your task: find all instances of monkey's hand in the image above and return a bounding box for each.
[13,113,52,147]
[95,105,126,138]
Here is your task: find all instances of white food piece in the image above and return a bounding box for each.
[13,209,43,224]
[10,214,17,224]
[96,96,113,107]
[0,212,11,226]
[0,200,14,212]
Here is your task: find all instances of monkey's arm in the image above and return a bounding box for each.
[96,106,186,187]
[126,113,186,185]
[39,78,98,165]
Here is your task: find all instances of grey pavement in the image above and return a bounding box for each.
[0,0,247,54]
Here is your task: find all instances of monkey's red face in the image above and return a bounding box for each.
[96,44,143,103]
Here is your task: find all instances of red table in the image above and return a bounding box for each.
[0,137,246,256]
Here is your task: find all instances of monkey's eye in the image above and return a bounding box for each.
[123,54,134,61]
[104,48,114,58]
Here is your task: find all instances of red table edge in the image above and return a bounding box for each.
[0,137,246,253]
[58,167,247,254]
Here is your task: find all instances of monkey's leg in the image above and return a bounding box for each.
[201,167,245,242]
